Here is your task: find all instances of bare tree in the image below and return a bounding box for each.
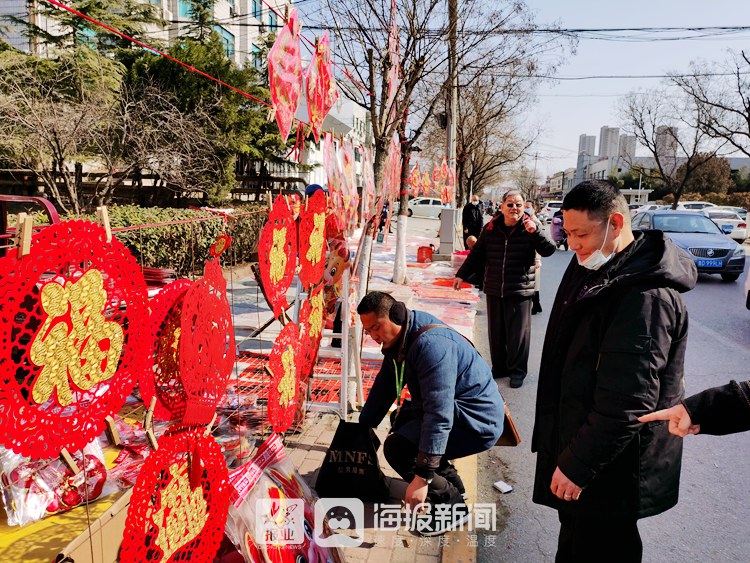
[619,88,723,208]
[671,51,750,159]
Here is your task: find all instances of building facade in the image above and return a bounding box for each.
[599,126,620,158]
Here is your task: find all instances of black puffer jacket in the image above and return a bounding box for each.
[532,230,697,519]
[455,213,555,297]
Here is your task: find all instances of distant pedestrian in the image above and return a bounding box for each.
[453,190,555,387]
[532,180,698,562]
[461,194,484,248]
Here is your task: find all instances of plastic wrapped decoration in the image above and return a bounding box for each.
[408,162,422,197]
[121,428,230,563]
[139,279,194,421]
[361,147,377,220]
[267,322,301,434]
[258,196,298,319]
[298,190,327,290]
[0,439,114,526]
[0,221,149,459]
[323,133,345,213]
[268,8,303,143]
[305,33,338,143]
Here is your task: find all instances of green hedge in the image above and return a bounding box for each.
[66,204,266,276]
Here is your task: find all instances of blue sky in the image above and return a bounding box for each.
[527,0,750,177]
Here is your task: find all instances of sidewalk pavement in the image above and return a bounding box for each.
[230,231,493,562]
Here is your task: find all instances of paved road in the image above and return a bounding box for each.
[474,243,750,563]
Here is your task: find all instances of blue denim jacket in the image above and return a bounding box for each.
[359,310,504,455]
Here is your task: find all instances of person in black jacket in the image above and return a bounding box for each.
[532,180,698,563]
[638,380,750,436]
[461,194,484,248]
[453,190,555,388]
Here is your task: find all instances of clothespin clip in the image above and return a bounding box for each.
[59,448,81,475]
[104,415,121,446]
[266,192,273,211]
[15,212,33,257]
[304,195,309,211]
[144,396,158,451]
[267,107,276,123]
[204,412,218,438]
[96,206,112,243]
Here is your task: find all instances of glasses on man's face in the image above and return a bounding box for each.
[506,203,524,208]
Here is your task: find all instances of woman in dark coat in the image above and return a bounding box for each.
[453,190,555,388]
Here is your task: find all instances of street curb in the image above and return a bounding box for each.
[439,454,478,562]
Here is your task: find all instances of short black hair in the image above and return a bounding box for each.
[357,291,397,317]
[562,180,629,223]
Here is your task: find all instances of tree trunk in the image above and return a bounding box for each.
[392,132,410,285]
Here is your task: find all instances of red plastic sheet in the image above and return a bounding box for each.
[140,279,193,421]
[266,323,301,433]
[304,33,338,143]
[297,190,327,290]
[268,8,303,142]
[0,221,149,459]
[121,428,230,563]
[257,197,298,318]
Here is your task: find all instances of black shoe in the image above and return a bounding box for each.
[510,377,524,388]
[437,462,466,497]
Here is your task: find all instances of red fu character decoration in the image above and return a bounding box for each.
[268,8,303,143]
[258,196,298,319]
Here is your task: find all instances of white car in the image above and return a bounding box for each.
[700,209,747,242]
[407,197,444,218]
[712,206,747,220]
[539,200,563,223]
[679,201,716,210]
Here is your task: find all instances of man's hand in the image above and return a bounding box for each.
[550,466,582,502]
[453,277,463,290]
[405,476,429,510]
[638,403,699,437]
[522,214,537,233]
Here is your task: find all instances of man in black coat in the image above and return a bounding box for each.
[461,194,484,248]
[532,180,698,562]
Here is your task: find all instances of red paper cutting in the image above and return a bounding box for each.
[179,258,235,426]
[121,428,230,563]
[258,197,297,318]
[140,279,194,421]
[0,221,149,459]
[267,323,301,433]
[268,8,303,143]
[298,190,327,290]
[304,33,338,143]
[298,286,324,382]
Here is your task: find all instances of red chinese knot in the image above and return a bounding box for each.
[267,322,301,433]
[0,221,149,459]
[121,428,230,563]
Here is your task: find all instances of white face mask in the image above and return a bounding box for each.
[471,200,479,206]
[577,218,614,271]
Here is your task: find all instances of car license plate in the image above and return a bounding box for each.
[697,259,723,268]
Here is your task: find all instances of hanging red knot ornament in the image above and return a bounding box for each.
[268,8,303,143]
[258,196,298,319]
[0,221,149,459]
[121,428,230,563]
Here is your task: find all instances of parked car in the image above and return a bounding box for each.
[712,205,747,220]
[635,204,663,214]
[539,200,563,223]
[632,210,745,281]
[407,197,443,218]
[678,201,716,210]
[628,203,641,216]
[699,209,747,242]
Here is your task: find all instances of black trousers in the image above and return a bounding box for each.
[485,295,532,380]
[556,512,642,563]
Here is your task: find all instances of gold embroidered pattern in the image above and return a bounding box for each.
[308,292,324,339]
[278,345,296,406]
[30,269,124,406]
[152,461,208,562]
[269,228,288,283]
[306,212,325,264]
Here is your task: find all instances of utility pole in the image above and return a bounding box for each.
[438,0,459,257]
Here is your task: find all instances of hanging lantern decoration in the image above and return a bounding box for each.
[298,190,327,290]
[258,196,298,319]
[0,221,149,459]
[268,8,303,143]
[121,428,230,563]
[267,322,301,433]
[304,33,338,143]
